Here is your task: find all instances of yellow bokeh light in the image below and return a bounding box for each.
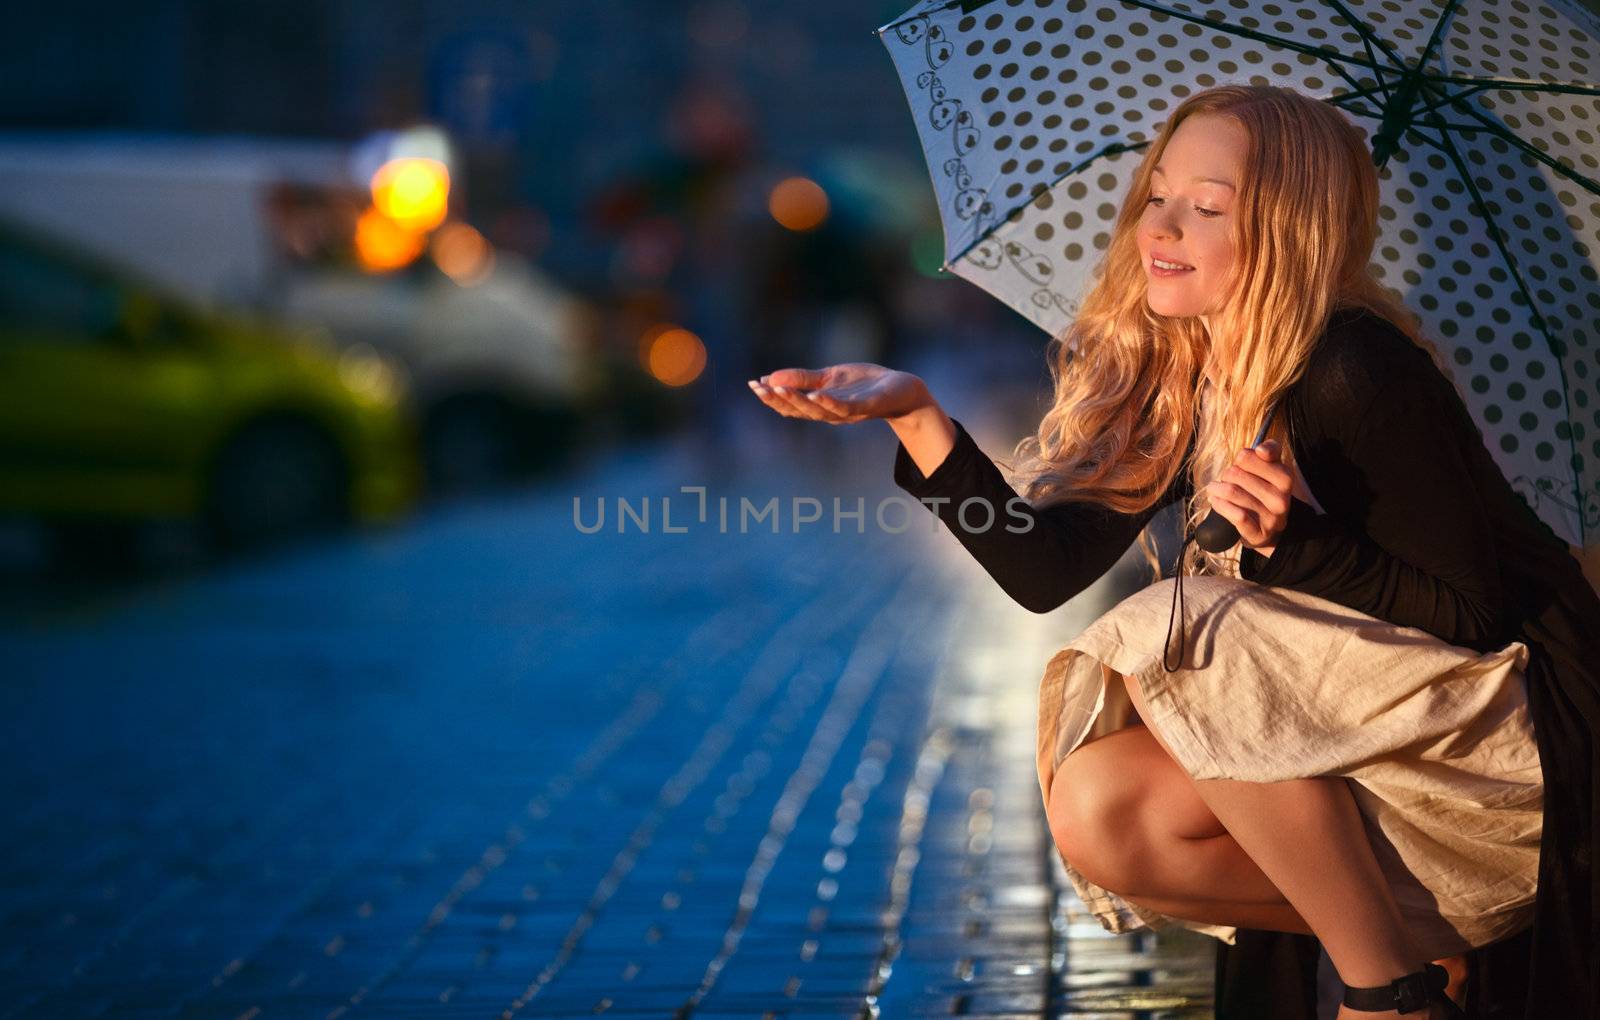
[355,206,426,272]
[370,157,450,232]
[768,177,829,232]
[431,222,496,286]
[640,325,707,387]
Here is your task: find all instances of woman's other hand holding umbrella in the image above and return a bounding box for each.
[1205,440,1294,558]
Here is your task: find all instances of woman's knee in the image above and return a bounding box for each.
[1048,728,1158,894]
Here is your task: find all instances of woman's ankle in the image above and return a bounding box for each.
[1332,954,1432,989]
[1337,958,1462,1018]
[1429,953,1469,1006]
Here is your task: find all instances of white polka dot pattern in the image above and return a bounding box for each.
[877,0,1600,544]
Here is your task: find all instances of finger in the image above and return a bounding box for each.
[1206,483,1271,544]
[803,398,867,425]
[1245,442,1301,506]
[748,382,806,418]
[1220,464,1289,517]
[757,382,820,419]
[1208,490,1266,546]
[1231,447,1292,495]
[764,367,825,390]
[1214,482,1285,546]
[768,384,834,422]
[795,390,862,425]
[1209,477,1270,518]
[1206,480,1261,520]
[804,389,866,421]
[749,381,829,421]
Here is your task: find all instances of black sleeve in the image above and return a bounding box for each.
[893,417,1176,614]
[1239,349,1508,651]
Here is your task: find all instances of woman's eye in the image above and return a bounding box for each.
[1145,196,1220,217]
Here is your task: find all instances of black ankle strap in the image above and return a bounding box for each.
[1342,962,1452,1014]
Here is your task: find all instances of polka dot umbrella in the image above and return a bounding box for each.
[875,0,1600,546]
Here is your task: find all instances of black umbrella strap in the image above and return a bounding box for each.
[1163,529,1195,674]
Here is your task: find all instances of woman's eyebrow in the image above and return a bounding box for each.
[1153,165,1237,190]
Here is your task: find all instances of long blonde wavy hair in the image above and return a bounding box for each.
[998,84,1442,582]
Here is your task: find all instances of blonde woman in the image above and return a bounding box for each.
[750,85,1599,1020]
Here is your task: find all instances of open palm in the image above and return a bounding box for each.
[748,363,927,425]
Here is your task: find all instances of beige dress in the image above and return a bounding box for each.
[1036,573,1544,959]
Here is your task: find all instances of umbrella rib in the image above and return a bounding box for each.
[1324,81,1393,107]
[1324,91,1390,121]
[1114,0,1402,75]
[1421,81,1600,198]
[1316,56,1401,115]
[1405,111,1587,542]
[1428,119,1538,135]
[1412,82,1494,118]
[1412,0,1466,80]
[1320,0,1413,73]
[1424,75,1600,99]
[1354,29,1396,107]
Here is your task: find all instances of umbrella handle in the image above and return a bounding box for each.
[1194,405,1279,554]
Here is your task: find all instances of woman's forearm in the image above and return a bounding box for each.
[889,412,1173,614]
[885,392,958,480]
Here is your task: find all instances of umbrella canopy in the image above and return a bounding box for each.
[876,0,1600,547]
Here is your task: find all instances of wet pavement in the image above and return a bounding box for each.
[0,417,1214,1018]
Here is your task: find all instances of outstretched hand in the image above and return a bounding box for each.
[746,363,929,425]
[1205,439,1295,556]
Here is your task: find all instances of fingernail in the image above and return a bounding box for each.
[773,386,789,394]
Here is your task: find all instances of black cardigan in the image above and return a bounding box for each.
[891,306,1599,1018]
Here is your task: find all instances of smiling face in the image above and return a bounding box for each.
[1137,113,1248,329]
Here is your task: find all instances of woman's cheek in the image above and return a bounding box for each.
[1204,241,1234,282]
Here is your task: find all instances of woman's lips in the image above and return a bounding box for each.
[1149,257,1196,278]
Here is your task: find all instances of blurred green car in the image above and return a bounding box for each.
[0,221,418,553]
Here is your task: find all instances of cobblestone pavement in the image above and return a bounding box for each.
[0,424,1214,1018]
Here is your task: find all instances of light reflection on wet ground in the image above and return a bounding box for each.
[0,421,1213,1017]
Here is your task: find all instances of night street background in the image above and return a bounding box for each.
[1,380,1212,1015]
[16,0,1596,1015]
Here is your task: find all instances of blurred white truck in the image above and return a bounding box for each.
[0,133,600,494]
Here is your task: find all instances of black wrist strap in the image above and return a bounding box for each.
[1342,962,1451,1014]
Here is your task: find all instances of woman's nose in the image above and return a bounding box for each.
[1149,219,1179,242]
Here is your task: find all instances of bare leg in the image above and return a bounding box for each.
[1050,723,1309,909]
[1119,670,1430,991]
[1111,755,1472,1003]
